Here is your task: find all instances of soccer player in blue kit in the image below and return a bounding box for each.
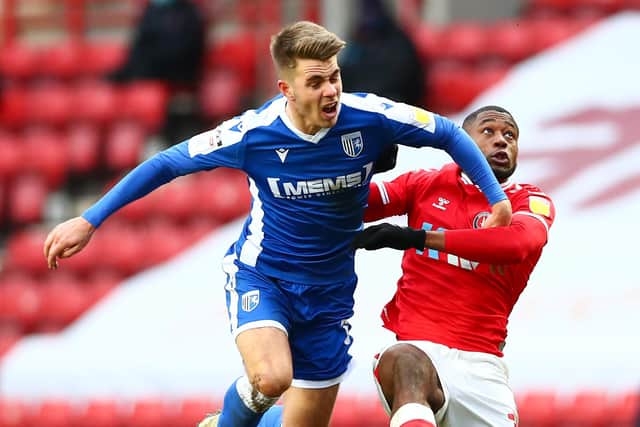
[44,21,512,427]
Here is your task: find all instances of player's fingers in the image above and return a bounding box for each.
[43,230,56,259]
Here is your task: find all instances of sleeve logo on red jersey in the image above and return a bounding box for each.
[529,196,551,217]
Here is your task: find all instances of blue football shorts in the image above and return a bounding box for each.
[222,255,356,388]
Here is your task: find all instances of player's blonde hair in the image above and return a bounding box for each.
[270,21,346,76]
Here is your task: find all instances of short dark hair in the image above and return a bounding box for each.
[270,21,346,75]
[462,105,518,132]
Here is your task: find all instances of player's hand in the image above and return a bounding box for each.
[43,216,96,270]
[483,199,512,228]
[352,223,426,251]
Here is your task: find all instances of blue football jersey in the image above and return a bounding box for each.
[83,93,505,284]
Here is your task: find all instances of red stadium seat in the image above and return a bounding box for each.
[77,399,123,427]
[0,86,28,128]
[144,219,192,265]
[178,398,219,426]
[96,223,146,275]
[559,390,610,427]
[155,175,200,222]
[38,272,91,328]
[119,82,169,131]
[72,80,119,125]
[7,174,49,225]
[207,30,258,89]
[81,41,127,76]
[3,229,50,274]
[0,399,29,427]
[198,169,251,223]
[125,399,176,427]
[28,400,76,427]
[427,61,477,113]
[411,24,443,62]
[22,128,68,188]
[485,20,536,63]
[104,121,146,171]
[39,41,84,79]
[0,273,42,331]
[199,70,243,120]
[608,390,640,426]
[0,43,39,80]
[0,132,22,180]
[528,18,583,53]
[67,123,101,174]
[516,390,558,427]
[117,190,159,223]
[439,22,488,63]
[26,84,74,127]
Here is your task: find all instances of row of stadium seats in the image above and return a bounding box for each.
[1,81,169,131]
[0,390,637,427]
[412,15,598,65]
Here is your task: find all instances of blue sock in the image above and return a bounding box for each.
[256,405,283,427]
[218,378,264,427]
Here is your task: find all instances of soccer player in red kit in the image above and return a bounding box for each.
[353,105,555,427]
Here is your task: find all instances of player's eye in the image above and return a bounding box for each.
[482,127,493,135]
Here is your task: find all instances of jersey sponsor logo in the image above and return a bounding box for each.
[473,211,490,228]
[432,197,450,211]
[241,290,260,312]
[341,131,364,157]
[276,148,289,163]
[529,195,551,217]
[267,162,374,199]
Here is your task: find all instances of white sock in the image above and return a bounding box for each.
[390,403,436,427]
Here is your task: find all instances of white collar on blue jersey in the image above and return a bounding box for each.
[279,100,342,144]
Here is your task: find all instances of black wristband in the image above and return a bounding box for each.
[408,228,426,250]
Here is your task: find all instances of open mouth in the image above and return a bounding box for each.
[490,151,510,166]
[321,102,338,118]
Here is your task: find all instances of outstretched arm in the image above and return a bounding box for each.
[353,215,548,264]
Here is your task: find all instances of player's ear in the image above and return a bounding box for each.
[277,80,295,102]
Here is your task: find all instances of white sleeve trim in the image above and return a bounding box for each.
[513,211,549,234]
[376,181,390,205]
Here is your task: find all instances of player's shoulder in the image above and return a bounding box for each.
[508,182,556,221]
[508,182,553,201]
[187,96,285,155]
[341,92,436,129]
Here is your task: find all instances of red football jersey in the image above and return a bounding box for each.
[366,164,555,356]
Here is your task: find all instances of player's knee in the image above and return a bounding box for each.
[250,371,292,397]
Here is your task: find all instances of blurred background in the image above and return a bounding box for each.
[1,0,639,426]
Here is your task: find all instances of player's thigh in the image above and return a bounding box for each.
[282,384,340,427]
[373,342,445,414]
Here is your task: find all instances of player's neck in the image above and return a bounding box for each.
[285,102,321,135]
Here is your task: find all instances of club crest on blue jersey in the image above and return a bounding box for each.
[241,290,260,312]
[341,131,364,157]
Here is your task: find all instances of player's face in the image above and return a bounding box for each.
[469,111,519,182]
[279,56,342,134]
